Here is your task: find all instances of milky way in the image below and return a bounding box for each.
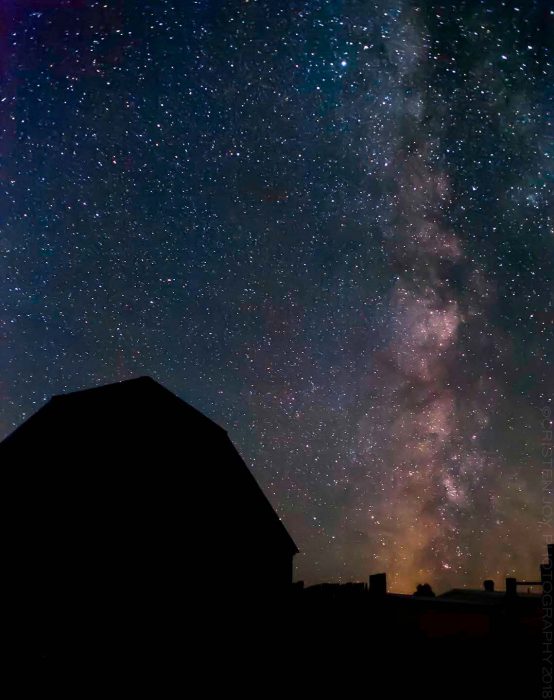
[1,1,553,591]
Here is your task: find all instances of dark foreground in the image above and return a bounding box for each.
[17,586,545,699]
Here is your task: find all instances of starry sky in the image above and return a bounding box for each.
[1,0,553,592]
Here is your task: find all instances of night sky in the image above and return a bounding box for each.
[1,0,553,592]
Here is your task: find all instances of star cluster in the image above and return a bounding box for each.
[1,1,553,591]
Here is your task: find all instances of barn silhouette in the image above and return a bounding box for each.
[1,376,297,660]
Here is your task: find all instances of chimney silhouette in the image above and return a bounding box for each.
[369,572,387,596]
[483,579,494,592]
[505,577,517,597]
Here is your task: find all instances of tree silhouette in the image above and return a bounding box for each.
[413,583,435,597]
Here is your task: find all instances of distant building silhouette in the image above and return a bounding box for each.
[1,376,298,659]
[297,548,550,697]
